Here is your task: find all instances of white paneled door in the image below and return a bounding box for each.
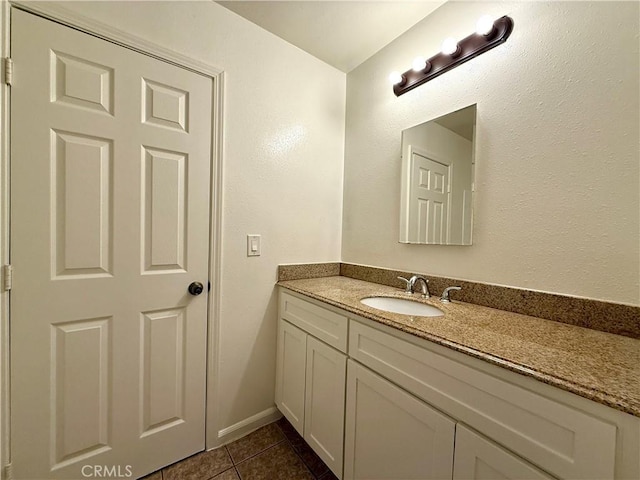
[10,10,212,479]
[407,147,450,244]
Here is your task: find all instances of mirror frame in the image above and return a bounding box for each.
[399,104,477,246]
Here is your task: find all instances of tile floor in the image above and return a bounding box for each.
[140,417,338,480]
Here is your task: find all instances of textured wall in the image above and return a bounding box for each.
[46,0,346,444]
[343,1,639,305]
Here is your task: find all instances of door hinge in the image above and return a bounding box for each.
[3,58,13,86]
[3,264,12,291]
[3,463,13,480]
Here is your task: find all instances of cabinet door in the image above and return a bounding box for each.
[275,319,307,434]
[304,337,347,478]
[348,320,617,480]
[344,360,455,480]
[453,425,554,480]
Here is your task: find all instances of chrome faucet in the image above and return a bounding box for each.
[411,276,430,298]
[397,276,413,294]
[397,275,430,298]
[440,286,462,303]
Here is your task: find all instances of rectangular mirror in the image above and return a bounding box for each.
[399,104,476,245]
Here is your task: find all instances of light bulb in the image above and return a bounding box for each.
[476,15,495,36]
[388,71,405,85]
[412,56,426,72]
[441,37,460,56]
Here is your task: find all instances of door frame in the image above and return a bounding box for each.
[0,2,10,478]
[0,2,225,477]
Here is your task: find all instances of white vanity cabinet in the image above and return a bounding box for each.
[276,288,640,480]
[343,360,554,480]
[275,291,347,478]
[453,425,554,480]
[344,360,456,480]
[275,319,307,432]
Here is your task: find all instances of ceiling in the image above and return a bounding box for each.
[434,106,475,141]
[216,1,447,72]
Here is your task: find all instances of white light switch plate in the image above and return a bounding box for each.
[247,234,261,256]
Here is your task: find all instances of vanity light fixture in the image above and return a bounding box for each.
[441,37,461,57]
[411,56,428,72]
[476,15,496,36]
[388,71,406,86]
[391,15,514,96]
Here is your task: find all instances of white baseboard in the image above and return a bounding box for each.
[212,406,282,448]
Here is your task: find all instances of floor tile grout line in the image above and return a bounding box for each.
[224,444,232,463]
[281,433,320,479]
[223,444,240,479]
[153,419,332,480]
[231,429,318,479]
[275,419,331,479]
[230,437,288,467]
[227,423,287,465]
[204,465,237,480]
[273,420,318,477]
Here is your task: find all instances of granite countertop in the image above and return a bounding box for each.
[278,276,640,417]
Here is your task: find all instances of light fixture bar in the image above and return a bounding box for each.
[393,15,514,97]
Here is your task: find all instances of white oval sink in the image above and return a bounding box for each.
[360,297,444,317]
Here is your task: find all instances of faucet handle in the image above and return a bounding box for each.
[440,286,462,303]
[397,276,412,294]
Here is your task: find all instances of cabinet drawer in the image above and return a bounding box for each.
[280,291,348,352]
[349,320,617,480]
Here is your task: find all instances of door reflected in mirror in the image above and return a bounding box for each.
[399,104,476,245]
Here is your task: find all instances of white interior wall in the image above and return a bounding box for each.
[4,1,638,467]
[343,1,639,305]
[35,0,346,445]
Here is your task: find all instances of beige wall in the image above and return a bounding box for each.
[343,1,639,305]
[9,0,638,462]
[41,0,346,444]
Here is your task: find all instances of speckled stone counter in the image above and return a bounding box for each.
[277,276,640,418]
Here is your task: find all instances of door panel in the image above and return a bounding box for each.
[52,130,113,277]
[453,426,554,480]
[140,308,187,437]
[11,10,212,479]
[344,360,456,480]
[52,50,114,114]
[142,147,188,273]
[304,336,346,477]
[52,317,111,467]
[142,78,189,132]
[408,147,450,244]
[275,320,307,434]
